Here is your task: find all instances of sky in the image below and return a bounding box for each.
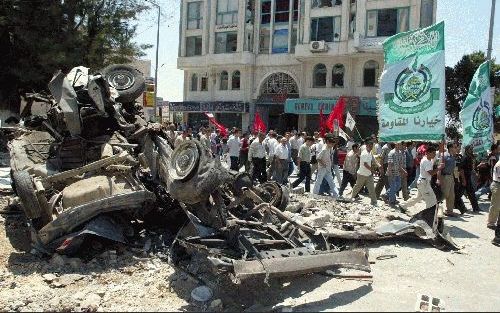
[135,0,500,102]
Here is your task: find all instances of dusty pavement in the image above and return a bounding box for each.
[1,184,499,312]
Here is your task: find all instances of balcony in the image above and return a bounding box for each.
[350,33,386,52]
[177,52,256,69]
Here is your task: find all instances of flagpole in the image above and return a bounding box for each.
[487,0,496,60]
[354,125,363,141]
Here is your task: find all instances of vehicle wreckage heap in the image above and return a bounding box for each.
[5,65,458,284]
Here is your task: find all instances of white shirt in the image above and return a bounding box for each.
[297,137,304,148]
[357,150,373,176]
[317,146,332,169]
[267,138,278,157]
[174,135,188,148]
[227,135,241,157]
[275,144,289,160]
[346,140,354,152]
[493,159,500,183]
[289,137,300,150]
[419,156,434,180]
[248,140,266,159]
[411,146,417,159]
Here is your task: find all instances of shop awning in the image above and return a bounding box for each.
[169,101,249,113]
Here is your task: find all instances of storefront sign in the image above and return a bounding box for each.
[216,24,238,31]
[358,97,377,116]
[285,97,361,115]
[169,101,248,113]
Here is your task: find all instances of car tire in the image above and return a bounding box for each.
[12,171,52,229]
[101,64,146,103]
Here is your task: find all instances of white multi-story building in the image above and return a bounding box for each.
[174,0,436,134]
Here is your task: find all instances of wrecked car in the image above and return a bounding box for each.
[6,64,457,285]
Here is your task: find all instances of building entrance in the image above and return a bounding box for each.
[257,72,299,133]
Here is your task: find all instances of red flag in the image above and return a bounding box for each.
[319,107,327,137]
[253,112,267,133]
[326,96,346,132]
[205,112,228,138]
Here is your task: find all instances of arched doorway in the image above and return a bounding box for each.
[256,72,299,133]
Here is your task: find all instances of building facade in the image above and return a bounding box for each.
[175,0,436,135]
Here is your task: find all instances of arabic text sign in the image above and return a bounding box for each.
[378,22,446,142]
[285,99,339,114]
[460,61,493,155]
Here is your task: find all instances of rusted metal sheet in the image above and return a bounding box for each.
[232,250,371,281]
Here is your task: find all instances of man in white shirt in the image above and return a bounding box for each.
[274,137,289,185]
[289,132,300,165]
[402,145,444,215]
[174,130,189,148]
[249,132,267,183]
[350,141,378,206]
[227,129,241,171]
[266,132,279,180]
[312,137,337,197]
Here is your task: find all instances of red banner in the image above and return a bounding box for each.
[205,112,228,138]
[252,112,267,133]
[326,96,346,132]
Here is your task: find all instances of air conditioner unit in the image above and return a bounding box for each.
[310,41,328,52]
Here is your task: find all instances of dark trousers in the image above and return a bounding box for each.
[252,157,267,184]
[292,162,311,192]
[240,152,249,172]
[454,178,467,214]
[230,156,239,171]
[339,171,356,197]
[465,176,479,211]
[375,163,389,198]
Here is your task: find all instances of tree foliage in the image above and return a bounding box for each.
[0,0,152,111]
[445,51,500,123]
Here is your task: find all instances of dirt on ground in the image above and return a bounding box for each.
[1,186,499,312]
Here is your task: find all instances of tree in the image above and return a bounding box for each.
[445,51,500,122]
[0,0,152,112]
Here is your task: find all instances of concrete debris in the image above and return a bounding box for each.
[80,293,102,312]
[191,285,213,306]
[209,299,223,312]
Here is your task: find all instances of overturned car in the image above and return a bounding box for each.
[7,65,457,284]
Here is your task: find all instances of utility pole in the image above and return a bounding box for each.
[146,0,161,112]
[487,0,496,60]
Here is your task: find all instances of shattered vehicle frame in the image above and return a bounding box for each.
[7,63,457,284]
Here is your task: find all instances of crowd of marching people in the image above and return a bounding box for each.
[163,122,500,246]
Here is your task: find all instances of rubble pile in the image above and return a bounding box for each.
[3,64,457,289]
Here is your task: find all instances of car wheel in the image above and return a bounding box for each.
[101,64,146,103]
[12,171,52,229]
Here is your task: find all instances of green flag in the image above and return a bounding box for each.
[459,61,493,155]
[378,22,445,142]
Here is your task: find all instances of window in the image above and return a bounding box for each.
[332,64,344,87]
[232,71,240,90]
[186,36,202,56]
[201,77,208,91]
[312,0,342,8]
[420,0,434,28]
[363,60,379,87]
[259,28,270,53]
[187,2,203,30]
[310,17,341,42]
[220,71,229,90]
[261,0,271,24]
[191,74,198,91]
[215,32,238,53]
[217,0,239,25]
[366,8,409,37]
[272,29,288,53]
[313,64,327,88]
[274,0,289,24]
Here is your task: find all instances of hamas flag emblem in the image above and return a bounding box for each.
[385,62,440,114]
[472,98,491,132]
